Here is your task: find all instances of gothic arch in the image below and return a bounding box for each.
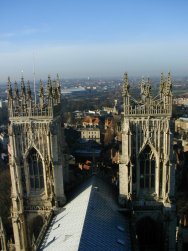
[27,147,44,191]
[139,144,156,192]
[31,215,44,240]
[24,144,44,162]
[139,140,158,161]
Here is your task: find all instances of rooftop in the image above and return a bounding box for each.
[178,117,188,121]
[39,176,131,251]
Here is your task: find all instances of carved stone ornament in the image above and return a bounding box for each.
[163,82,171,96]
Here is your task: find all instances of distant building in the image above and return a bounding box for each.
[78,115,101,143]
[82,115,99,127]
[72,110,83,119]
[80,127,100,143]
[175,117,188,134]
[173,97,188,106]
[0,99,8,108]
[103,99,118,114]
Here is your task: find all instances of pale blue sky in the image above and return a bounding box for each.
[0,0,188,81]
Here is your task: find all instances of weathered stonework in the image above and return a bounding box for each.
[119,73,176,250]
[7,75,66,251]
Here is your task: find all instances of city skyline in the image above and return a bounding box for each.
[0,0,188,82]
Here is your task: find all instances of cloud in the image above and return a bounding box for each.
[0,32,15,38]
[0,26,49,41]
[21,28,42,35]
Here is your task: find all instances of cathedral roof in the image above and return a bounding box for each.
[39,176,131,251]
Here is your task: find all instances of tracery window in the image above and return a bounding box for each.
[28,148,44,191]
[140,145,155,192]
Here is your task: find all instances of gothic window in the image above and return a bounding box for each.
[28,148,44,191]
[140,145,155,192]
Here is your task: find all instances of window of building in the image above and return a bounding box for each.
[139,145,155,192]
[28,148,44,191]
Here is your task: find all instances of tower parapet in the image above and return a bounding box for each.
[122,72,172,117]
[7,75,61,118]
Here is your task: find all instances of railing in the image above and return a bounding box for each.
[9,104,61,118]
[124,105,172,117]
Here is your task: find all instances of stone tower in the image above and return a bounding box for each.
[0,217,7,251]
[7,75,66,251]
[119,73,176,251]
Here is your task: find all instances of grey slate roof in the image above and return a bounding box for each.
[39,176,131,251]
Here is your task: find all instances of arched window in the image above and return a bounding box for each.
[28,148,44,191]
[140,145,155,192]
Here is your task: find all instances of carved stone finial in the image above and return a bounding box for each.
[56,74,61,102]
[52,80,58,104]
[8,76,11,86]
[48,75,51,86]
[161,72,164,82]
[140,77,146,95]
[146,80,151,97]
[160,72,165,94]
[47,75,53,97]
[39,80,44,97]
[27,81,32,100]
[14,81,19,99]
[163,73,172,96]
[56,73,60,83]
[7,77,13,99]
[20,75,26,97]
[168,72,171,84]
[140,77,151,101]
[122,72,130,96]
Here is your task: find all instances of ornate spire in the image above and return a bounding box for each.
[140,77,146,95]
[160,72,164,94]
[122,72,130,96]
[39,80,44,97]
[56,73,60,84]
[39,80,44,107]
[146,77,151,97]
[140,77,151,102]
[56,74,61,103]
[47,75,53,97]
[14,81,19,99]
[167,72,171,85]
[20,75,26,98]
[52,80,57,97]
[27,81,32,100]
[7,76,13,99]
[8,75,62,117]
[163,72,172,96]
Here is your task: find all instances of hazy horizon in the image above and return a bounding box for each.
[0,1,188,82]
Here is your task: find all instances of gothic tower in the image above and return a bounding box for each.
[7,75,66,251]
[119,73,176,251]
[0,217,7,251]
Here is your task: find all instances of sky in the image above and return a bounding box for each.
[0,0,188,82]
